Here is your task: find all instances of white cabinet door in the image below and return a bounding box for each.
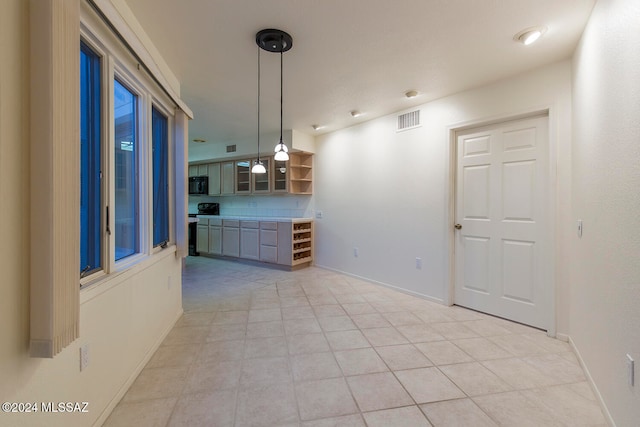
[196,225,209,254]
[221,161,234,195]
[197,164,208,176]
[209,226,222,255]
[240,227,259,260]
[208,163,221,195]
[222,227,240,257]
[454,115,550,329]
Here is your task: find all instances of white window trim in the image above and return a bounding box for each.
[80,2,177,289]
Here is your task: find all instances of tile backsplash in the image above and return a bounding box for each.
[189,195,313,218]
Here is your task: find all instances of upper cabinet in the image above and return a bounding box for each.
[189,151,313,195]
[235,160,251,193]
[252,157,271,193]
[273,158,288,193]
[221,161,235,195]
[288,152,313,195]
[208,163,221,195]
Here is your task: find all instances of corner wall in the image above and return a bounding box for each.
[314,60,573,332]
[571,0,640,424]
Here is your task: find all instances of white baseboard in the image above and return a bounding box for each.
[314,264,445,306]
[567,336,616,427]
[93,307,184,427]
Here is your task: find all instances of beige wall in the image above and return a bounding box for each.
[571,0,640,425]
[0,1,183,426]
[314,60,573,335]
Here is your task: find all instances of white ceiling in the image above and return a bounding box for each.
[124,0,595,155]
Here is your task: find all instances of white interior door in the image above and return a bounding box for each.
[454,115,550,329]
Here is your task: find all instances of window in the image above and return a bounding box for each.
[79,23,176,283]
[152,107,169,247]
[114,79,139,261]
[80,42,102,276]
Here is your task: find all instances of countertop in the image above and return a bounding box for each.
[195,215,313,223]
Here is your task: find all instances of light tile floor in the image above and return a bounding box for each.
[104,257,607,427]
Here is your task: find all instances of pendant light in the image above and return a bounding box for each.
[251,43,266,174]
[256,29,292,162]
[273,44,289,161]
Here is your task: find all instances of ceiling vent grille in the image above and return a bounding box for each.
[397,110,421,132]
[226,144,237,153]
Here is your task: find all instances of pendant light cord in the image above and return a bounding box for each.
[257,46,261,161]
[280,35,283,144]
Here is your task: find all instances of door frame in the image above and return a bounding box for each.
[444,107,558,337]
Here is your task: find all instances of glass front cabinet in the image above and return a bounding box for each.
[235,160,251,193]
[273,158,288,193]
[252,157,271,193]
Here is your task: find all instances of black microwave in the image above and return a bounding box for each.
[189,176,208,195]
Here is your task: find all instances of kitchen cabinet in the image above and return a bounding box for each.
[260,222,278,263]
[197,216,313,269]
[235,160,251,193]
[288,152,313,195]
[189,151,312,195]
[240,221,259,260]
[208,163,221,195]
[252,157,271,193]
[278,220,313,267]
[222,219,240,257]
[208,218,222,255]
[273,159,288,193]
[196,218,209,254]
[221,161,235,195]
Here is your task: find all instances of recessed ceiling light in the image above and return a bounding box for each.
[192,138,206,143]
[405,90,418,98]
[514,26,547,45]
[350,110,362,118]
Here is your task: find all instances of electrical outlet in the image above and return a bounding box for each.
[416,257,422,269]
[316,211,323,219]
[353,247,359,258]
[80,344,90,372]
[627,354,635,386]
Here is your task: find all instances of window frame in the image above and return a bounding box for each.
[150,102,173,251]
[80,40,104,278]
[79,8,176,288]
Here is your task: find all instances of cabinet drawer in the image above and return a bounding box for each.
[197,218,209,226]
[260,229,277,246]
[208,218,222,226]
[260,245,278,263]
[240,220,259,229]
[260,221,278,230]
[223,219,240,228]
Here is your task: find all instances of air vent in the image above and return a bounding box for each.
[397,110,421,132]
[226,144,236,153]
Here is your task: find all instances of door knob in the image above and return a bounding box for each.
[454,224,462,230]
